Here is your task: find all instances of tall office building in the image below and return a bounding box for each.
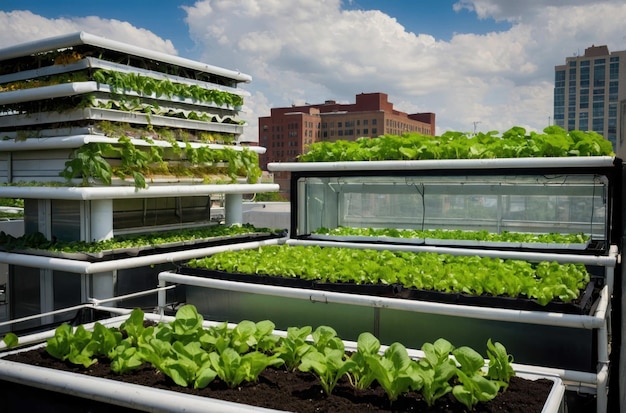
[258,92,435,194]
[554,45,626,158]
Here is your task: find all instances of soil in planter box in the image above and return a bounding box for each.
[4,347,554,413]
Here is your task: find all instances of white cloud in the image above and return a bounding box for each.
[2,2,626,144]
[183,0,626,141]
[0,10,176,54]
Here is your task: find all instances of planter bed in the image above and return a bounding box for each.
[13,232,284,262]
[0,225,287,262]
[181,244,597,315]
[178,266,598,315]
[0,348,559,413]
[0,308,564,413]
[308,228,591,251]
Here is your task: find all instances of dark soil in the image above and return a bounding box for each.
[3,347,554,413]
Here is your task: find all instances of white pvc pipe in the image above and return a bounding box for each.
[0,31,252,83]
[0,360,281,413]
[268,156,616,172]
[0,82,97,105]
[0,183,279,200]
[157,272,608,330]
[0,134,267,154]
[0,237,286,274]
[286,239,618,267]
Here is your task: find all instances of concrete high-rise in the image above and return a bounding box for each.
[554,45,626,158]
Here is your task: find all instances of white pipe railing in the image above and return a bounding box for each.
[0,285,175,330]
[0,361,280,413]
[268,156,616,172]
[157,272,609,330]
[0,183,280,200]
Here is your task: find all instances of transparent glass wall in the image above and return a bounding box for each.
[296,174,608,239]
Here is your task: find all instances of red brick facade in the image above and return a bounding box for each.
[258,92,436,195]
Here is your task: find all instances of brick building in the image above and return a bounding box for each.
[258,92,435,194]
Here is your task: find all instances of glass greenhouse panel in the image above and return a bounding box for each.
[296,174,608,239]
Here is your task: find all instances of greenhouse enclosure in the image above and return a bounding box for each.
[0,31,282,333]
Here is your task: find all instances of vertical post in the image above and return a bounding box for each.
[92,271,116,307]
[225,193,243,226]
[89,199,113,241]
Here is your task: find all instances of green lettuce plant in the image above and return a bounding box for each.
[452,346,504,410]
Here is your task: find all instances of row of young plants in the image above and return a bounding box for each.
[60,138,262,188]
[1,94,242,129]
[94,121,237,144]
[187,245,590,305]
[299,125,614,162]
[0,223,278,253]
[29,305,516,410]
[313,226,590,244]
[0,69,243,108]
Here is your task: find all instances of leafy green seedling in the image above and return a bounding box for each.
[311,325,343,352]
[119,308,146,345]
[486,339,515,386]
[452,345,505,410]
[298,347,356,396]
[110,340,143,374]
[416,338,457,406]
[453,369,502,410]
[210,347,283,388]
[347,332,380,390]
[365,342,422,402]
[275,325,313,371]
[2,332,18,348]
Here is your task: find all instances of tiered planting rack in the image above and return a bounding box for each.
[0,31,282,333]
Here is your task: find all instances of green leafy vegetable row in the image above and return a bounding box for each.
[0,70,243,108]
[188,245,590,305]
[299,125,614,162]
[42,305,515,410]
[60,139,262,188]
[314,226,590,244]
[0,224,280,253]
[92,70,244,108]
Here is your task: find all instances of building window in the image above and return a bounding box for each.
[579,118,588,130]
[609,81,619,102]
[593,65,606,87]
[592,118,604,133]
[568,68,576,82]
[363,128,368,134]
[555,69,566,87]
[372,128,377,134]
[592,102,604,117]
[579,95,589,109]
[580,66,590,88]
[337,122,342,128]
[372,119,377,125]
[363,119,368,126]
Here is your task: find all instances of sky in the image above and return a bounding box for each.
[1,0,626,143]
